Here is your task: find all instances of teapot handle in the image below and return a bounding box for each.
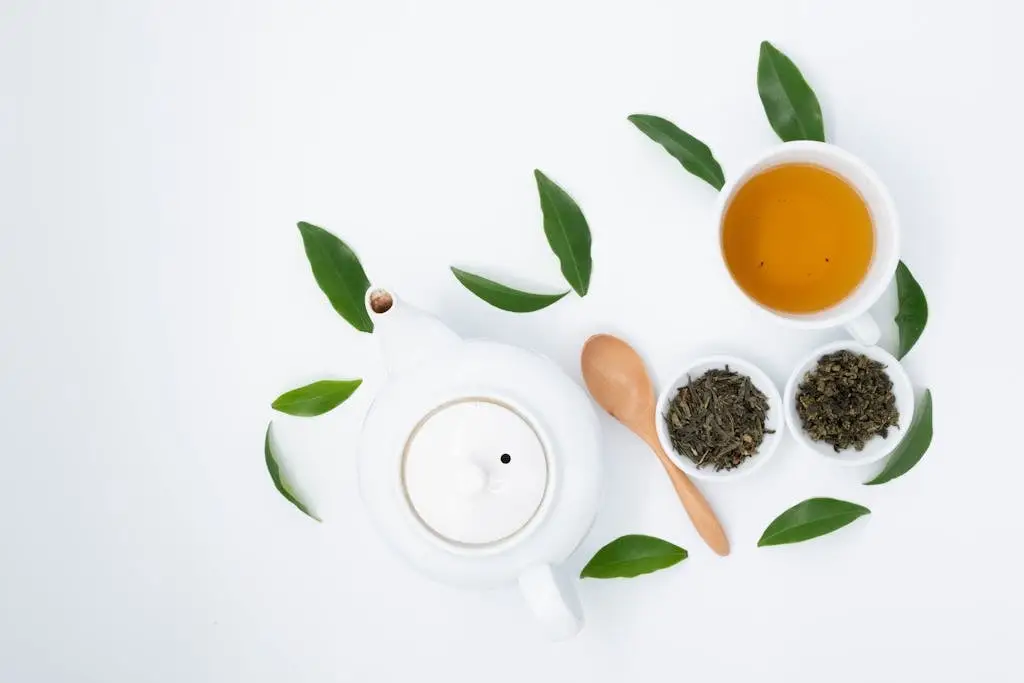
[517,564,583,640]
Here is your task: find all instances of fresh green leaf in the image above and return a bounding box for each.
[264,422,321,521]
[627,114,725,190]
[758,498,869,547]
[297,222,373,333]
[757,41,826,143]
[450,268,569,313]
[580,534,687,579]
[272,379,362,417]
[895,261,928,359]
[865,389,933,486]
[534,170,593,297]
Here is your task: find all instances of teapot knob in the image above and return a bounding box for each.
[453,463,488,496]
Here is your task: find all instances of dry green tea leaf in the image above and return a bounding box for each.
[664,368,772,471]
[796,350,899,452]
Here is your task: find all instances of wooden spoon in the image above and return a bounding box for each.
[580,334,730,556]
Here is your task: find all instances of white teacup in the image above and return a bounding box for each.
[713,141,900,345]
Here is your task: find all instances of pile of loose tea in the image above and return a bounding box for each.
[663,367,773,471]
[796,350,899,452]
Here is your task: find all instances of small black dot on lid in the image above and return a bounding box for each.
[759,261,765,267]
[500,453,511,464]
[825,257,830,263]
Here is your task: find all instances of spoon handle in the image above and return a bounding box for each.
[647,437,731,556]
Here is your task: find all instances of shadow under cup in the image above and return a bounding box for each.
[716,142,900,336]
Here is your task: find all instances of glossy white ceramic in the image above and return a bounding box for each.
[357,289,602,640]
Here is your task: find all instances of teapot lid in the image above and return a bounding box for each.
[402,398,548,546]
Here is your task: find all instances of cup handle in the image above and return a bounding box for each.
[518,564,583,640]
[845,312,881,346]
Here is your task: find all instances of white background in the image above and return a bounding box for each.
[2,1,1023,681]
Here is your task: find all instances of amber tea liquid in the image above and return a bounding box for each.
[721,163,874,314]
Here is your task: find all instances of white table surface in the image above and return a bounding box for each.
[3,1,1022,681]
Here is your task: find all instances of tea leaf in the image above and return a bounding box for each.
[797,350,899,452]
[758,498,869,547]
[264,422,321,522]
[895,261,928,360]
[534,169,593,297]
[451,268,568,313]
[580,534,687,579]
[297,221,373,333]
[665,368,771,471]
[757,41,826,143]
[627,114,725,190]
[272,379,362,417]
[864,389,933,486]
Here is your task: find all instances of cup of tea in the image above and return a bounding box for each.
[713,141,900,345]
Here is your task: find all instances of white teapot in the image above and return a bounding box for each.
[357,288,602,639]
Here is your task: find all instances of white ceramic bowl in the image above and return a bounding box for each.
[783,341,915,466]
[655,355,784,482]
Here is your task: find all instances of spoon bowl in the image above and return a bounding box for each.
[580,334,656,425]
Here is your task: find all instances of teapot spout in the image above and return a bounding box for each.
[366,288,462,375]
